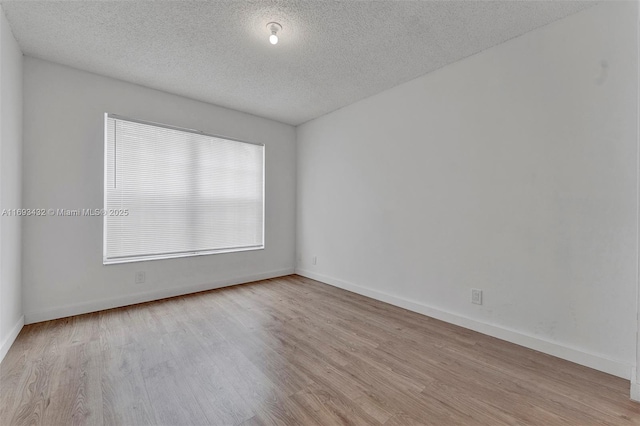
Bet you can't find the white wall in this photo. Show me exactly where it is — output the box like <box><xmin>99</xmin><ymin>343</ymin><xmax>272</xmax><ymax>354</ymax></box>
<box><xmin>22</xmin><ymin>57</ymin><xmax>296</xmax><ymax>322</ymax></box>
<box><xmin>296</xmin><ymin>2</ymin><xmax>638</xmax><ymax>379</ymax></box>
<box><xmin>0</xmin><ymin>5</ymin><xmax>24</xmax><ymax>361</ymax></box>
<box><xmin>633</xmin><ymin>0</ymin><xmax>640</xmax><ymax>403</ymax></box>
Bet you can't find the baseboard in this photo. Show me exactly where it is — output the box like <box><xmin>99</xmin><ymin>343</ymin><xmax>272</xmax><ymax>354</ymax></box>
<box><xmin>631</xmin><ymin>367</ymin><xmax>639</xmax><ymax>401</ymax></box>
<box><xmin>296</xmin><ymin>269</ymin><xmax>631</xmax><ymax>380</ymax></box>
<box><xmin>24</xmin><ymin>268</ymin><xmax>295</xmax><ymax>324</ymax></box>
<box><xmin>631</xmin><ymin>382</ymin><xmax>640</xmax><ymax>402</ymax></box>
<box><xmin>0</xmin><ymin>315</ymin><xmax>24</xmax><ymax>363</ymax></box>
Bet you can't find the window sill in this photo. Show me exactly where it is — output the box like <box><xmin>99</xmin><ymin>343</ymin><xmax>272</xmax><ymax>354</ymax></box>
<box><xmin>103</xmin><ymin>245</ymin><xmax>265</xmax><ymax>265</ymax></box>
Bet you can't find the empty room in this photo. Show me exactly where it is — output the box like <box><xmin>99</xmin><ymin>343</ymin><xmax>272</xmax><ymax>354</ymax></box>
<box><xmin>1</xmin><ymin>0</ymin><xmax>639</xmax><ymax>424</ymax></box>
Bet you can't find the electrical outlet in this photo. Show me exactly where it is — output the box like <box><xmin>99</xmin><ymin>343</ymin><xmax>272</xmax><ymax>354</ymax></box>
<box><xmin>471</xmin><ymin>289</ymin><xmax>482</xmax><ymax>305</ymax></box>
<box><xmin>135</xmin><ymin>271</ymin><xmax>146</xmax><ymax>284</ymax></box>
<box><xmin>312</xmin><ymin>256</ymin><xmax>317</xmax><ymax>265</ymax></box>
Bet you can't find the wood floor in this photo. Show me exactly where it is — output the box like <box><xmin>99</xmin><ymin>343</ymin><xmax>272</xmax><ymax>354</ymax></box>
<box><xmin>1</xmin><ymin>275</ymin><xmax>638</xmax><ymax>425</ymax></box>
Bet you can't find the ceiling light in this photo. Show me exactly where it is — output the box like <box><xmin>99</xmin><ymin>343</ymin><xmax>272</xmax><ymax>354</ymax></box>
<box><xmin>267</xmin><ymin>22</ymin><xmax>282</xmax><ymax>45</ymax></box>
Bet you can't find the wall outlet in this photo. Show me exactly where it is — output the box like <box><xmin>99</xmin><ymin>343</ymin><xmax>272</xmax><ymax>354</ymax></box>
<box><xmin>135</xmin><ymin>271</ymin><xmax>146</xmax><ymax>284</ymax></box>
<box><xmin>312</xmin><ymin>256</ymin><xmax>317</xmax><ymax>265</ymax></box>
<box><xmin>471</xmin><ymin>288</ymin><xmax>482</xmax><ymax>305</ymax></box>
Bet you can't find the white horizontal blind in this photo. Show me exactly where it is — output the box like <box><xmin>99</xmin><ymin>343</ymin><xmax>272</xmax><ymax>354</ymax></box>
<box><xmin>104</xmin><ymin>114</ymin><xmax>264</xmax><ymax>264</ymax></box>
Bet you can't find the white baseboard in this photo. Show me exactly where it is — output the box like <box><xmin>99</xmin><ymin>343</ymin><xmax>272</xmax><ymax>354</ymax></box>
<box><xmin>296</xmin><ymin>269</ymin><xmax>631</xmax><ymax>380</ymax></box>
<box><xmin>631</xmin><ymin>382</ymin><xmax>640</xmax><ymax>402</ymax></box>
<box><xmin>0</xmin><ymin>315</ymin><xmax>24</xmax><ymax>363</ymax></box>
<box><xmin>631</xmin><ymin>367</ymin><xmax>639</xmax><ymax>401</ymax></box>
<box><xmin>25</xmin><ymin>268</ymin><xmax>295</xmax><ymax>324</ymax></box>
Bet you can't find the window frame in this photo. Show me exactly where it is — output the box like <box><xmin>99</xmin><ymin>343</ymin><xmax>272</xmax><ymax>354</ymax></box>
<box><xmin>103</xmin><ymin>113</ymin><xmax>265</xmax><ymax>265</ymax></box>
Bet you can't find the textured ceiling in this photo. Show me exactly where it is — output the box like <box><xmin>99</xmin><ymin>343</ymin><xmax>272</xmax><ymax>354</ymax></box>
<box><xmin>1</xmin><ymin>0</ymin><xmax>595</xmax><ymax>125</ymax></box>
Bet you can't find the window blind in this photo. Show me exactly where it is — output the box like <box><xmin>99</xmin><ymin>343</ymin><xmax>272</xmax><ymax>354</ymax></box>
<box><xmin>104</xmin><ymin>114</ymin><xmax>264</xmax><ymax>264</ymax></box>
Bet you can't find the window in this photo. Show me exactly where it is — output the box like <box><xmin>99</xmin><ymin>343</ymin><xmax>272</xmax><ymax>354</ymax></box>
<box><xmin>104</xmin><ymin>114</ymin><xmax>264</xmax><ymax>264</ymax></box>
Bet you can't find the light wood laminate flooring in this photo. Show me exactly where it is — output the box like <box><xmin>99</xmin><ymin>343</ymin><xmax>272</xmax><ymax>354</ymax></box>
<box><xmin>1</xmin><ymin>275</ymin><xmax>638</xmax><ymax>425</ymax></box>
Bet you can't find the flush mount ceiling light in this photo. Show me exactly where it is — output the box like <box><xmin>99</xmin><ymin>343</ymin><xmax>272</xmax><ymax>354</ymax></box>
<box><xmin>266</xmin><ymin>22</ymin><xmax>282</xmax><ymax>45</ymax></box>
